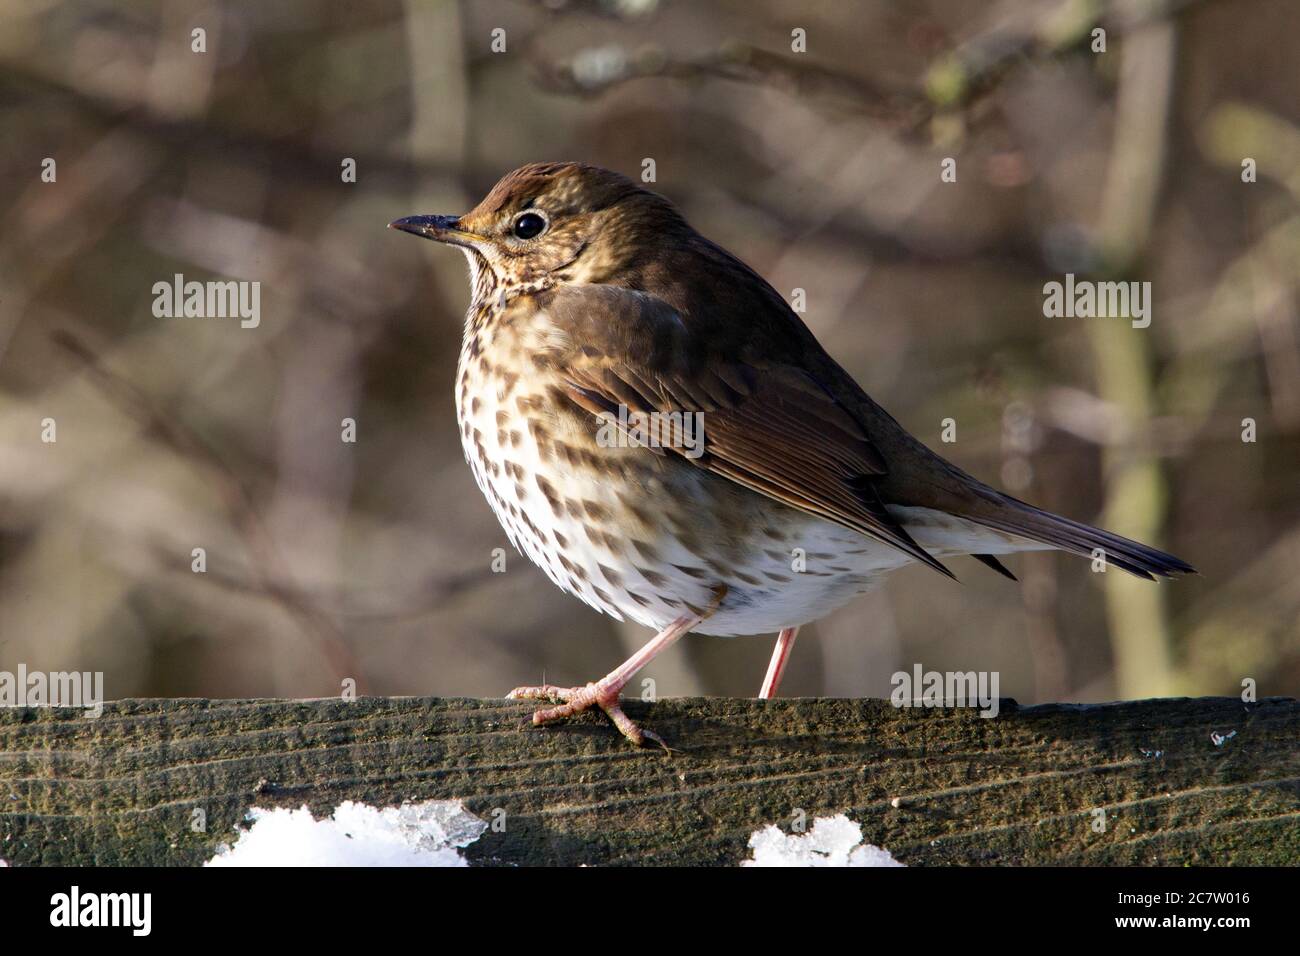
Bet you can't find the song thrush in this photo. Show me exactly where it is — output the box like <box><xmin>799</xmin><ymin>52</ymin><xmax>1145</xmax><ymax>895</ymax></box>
<box><xmin>391</xmin><ymin>162</ymin><xmax>1194</xmax><ymax>747</ymax></box>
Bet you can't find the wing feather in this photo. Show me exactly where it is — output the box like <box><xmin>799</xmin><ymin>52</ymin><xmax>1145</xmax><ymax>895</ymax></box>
<box><xmin>545</xmin><ymin>285</ymin><xmax>954</xmax><ymax>578</ymax></box>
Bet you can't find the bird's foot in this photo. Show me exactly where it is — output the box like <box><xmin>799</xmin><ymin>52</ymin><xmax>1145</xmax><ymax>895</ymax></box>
<box><xmin>505</xmin><ymin>610</ymin><xmax>710</xmax><ymax>749</ymax></box>
<box><xmin>506</xmin><ymin>681</ymin><xmax>669</xmax><ymax>750</ymax></box>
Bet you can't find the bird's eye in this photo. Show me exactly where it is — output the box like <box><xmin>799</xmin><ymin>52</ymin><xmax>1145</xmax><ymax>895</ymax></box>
<box><xmin>513</xmin><ymin>212</ymin><xmax>546</xmax><ymax>240</ymax></box>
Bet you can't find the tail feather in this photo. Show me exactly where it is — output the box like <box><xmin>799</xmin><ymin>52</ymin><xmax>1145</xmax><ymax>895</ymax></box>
<box><xmin>972</xmin><ymin>553</ymin><xmax>1018</xmax><ymax>581</ymax></box>
<box><xmin>966</xmin><ymin>496</ymin><xmax>1195</xmax><ymax>581</ymax></box>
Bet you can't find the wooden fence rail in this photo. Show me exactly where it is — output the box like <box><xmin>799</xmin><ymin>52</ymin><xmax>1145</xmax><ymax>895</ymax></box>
<box><xmin>1</xmin><ymin>695</ymin><xmax>1296</xmax><ymax>865</ymax></box>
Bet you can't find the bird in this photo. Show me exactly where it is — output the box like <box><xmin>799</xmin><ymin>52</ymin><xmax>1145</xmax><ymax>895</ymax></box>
<box><xmin>390</xmin><ymin>161</ymin><xmax>1194</xmax><ymax>748</ymax></box>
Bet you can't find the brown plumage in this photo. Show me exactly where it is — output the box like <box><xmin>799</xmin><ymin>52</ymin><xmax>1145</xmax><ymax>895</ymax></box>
<box><xmin>391</xmin><ymin>162</ymin><xmax>1194</xmax><ymax>747</ymax></box>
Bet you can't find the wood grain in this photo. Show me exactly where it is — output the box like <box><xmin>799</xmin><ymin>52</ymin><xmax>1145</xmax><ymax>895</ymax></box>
<box><xmin>1</xmin><ymin>696</ymin><xmax>1296</xmax><ymax>866</ymax></box>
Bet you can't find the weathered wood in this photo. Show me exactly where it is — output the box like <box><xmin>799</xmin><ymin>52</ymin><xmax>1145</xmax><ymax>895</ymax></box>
<box><xmin>1</xmin><ymin>696</ymin><xmax>1296</xmax><ymax>866</ymax></box>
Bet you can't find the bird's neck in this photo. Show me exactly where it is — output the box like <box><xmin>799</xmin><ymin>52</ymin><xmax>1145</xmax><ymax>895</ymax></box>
<box><xmin>461</xmin><ymin>248</ymin><xmax>498</xmax><ymax>311</ymax></box>
<box><xmin>462</xmin><ymin>250</ymin><xmax>559</xmax><ymax>335</ymax></box>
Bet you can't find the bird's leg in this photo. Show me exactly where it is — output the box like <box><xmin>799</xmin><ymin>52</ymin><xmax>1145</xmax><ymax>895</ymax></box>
<box><xmin>758</xmin><ymin>626</ymin><xmax>800</xmax><ymax>699</ymax></box>
<box><xmin>507</xmin><ymin>611</ymin><xmax>703</xmax><ymax>748</ymax></box>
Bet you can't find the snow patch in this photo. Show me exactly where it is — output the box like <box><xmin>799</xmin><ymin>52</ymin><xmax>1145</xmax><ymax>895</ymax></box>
<box><xmin>743</xmin><ymin>814</ymin><xmax>904</xmax><ymax>867</ymax></box>
<box><xmin>206</xmin><ymin>800</ymin><xmax>488</xmax><ymax>867</ymax></box>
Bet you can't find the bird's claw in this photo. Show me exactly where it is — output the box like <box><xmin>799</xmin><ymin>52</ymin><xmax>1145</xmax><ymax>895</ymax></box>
<box><xmin>507</xmin><ymin>682</ymin><xmax>670</xmax><ymax>750</ymax></box>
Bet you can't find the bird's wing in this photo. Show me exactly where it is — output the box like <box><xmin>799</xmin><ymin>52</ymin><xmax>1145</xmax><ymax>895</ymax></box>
<box><xmin>539</xmin><ymin>282</ymin><xmax>955</xmax><ymax>578</ymax></box>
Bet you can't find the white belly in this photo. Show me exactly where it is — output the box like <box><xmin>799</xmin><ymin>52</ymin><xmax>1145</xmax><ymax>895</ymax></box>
<box><xmin>457</xmin><ymin>348</ymin><xmax>1046</xmax><ymax>638</ymax></box>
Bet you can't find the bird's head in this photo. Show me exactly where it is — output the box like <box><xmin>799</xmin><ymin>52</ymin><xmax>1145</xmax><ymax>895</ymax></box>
<box><xmin>389</xmin><ymin>162</ymin><xmax>688</xmax><ymax>301</ymax></box>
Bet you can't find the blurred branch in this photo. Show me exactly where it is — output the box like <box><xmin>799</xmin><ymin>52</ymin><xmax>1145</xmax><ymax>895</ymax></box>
<box><xmin>49</xmin><ymin>329</ymin><xmax>367</xmax><ymax>690</ymax></box>
<box><xmin>513</xmin><ymin>0</ymin><xmax>663</xmax><ymax>17</ymax></box>
<box><xmin>1162</xmin><ymin>217</ymin><xmax>1300</xmax><ymax>440</ymax></box>
<box><xmin>1174</xmin><ymin>526</ymin><xmax>1300</xmax><ymax>694</ymax></box>
<box><xmin>528</xmin><ymin>0</ymin><xmax>1213</xmax><ymax>131</ymax></box>
<box><xmin>923</xmin><ymin>0</ymin><xmax>1206</xmax><ymax>110</ymax></box>
<box><xmin>530</xmin><ymin>40</ymin><xmax>929</xmax><ymax>126</ymax></box>
<box><xmin>0</xmin><ymin>66</ymin><xmax>471</xmax><ymax>191</ymax></box>
<box><xmin>1250</xmin><ymin>245</ymin><xmax>1300</xmax><ymax>430</ymax></box>
<box><xmin>1088</xmin><ymin>16</ymin><xmax>1178</xmax><ymax>698</ymax></box>
<box><xmin>0</xmin><ymin>58</ymin><xmax>1042</xmax><ymax>276</ymax></box>
<box><xmin>1197</xmin><ymin>101</ymin><xmax>1300</xmax><ymax>428</ymax></box>
<box><xmin>402</xmin><ymin>0</ymin><xmax>469</xmax><ymax>167</ymax></box>
<box><xmin>0</xmin><ymin>128</ymin><xmax>161</xmax><ymax>364</ymax></box>
<box><xmin>1199</xmin><ymin>100</ymin><xmax>1300</xmax><ymax>201</ymax></box>
<box><xmin>159</xmin><ymin>549</ymin><xmax>497</xmax><ymax>624</ymax></box>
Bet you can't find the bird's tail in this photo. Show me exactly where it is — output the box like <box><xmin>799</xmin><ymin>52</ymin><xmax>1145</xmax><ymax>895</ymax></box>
<box><xmin>963</xmin><ymin>492</ymin><xmax>1195</xmax><ymax>581</ymax></box>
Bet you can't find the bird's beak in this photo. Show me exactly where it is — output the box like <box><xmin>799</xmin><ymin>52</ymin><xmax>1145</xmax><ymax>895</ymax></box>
<box><xmin>388</xmin><ymin>214</ymin><xmax>479</xmax><ymax>248</ymax></box>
